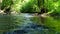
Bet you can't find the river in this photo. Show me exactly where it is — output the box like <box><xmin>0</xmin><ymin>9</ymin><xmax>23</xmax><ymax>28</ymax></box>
<box><xmin>0</xmin><ymin>13</ymin><xmax>59</xmax><ymax>34</ymax></box>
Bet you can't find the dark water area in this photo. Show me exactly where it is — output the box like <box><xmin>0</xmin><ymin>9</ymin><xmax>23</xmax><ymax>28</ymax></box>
<box><xmin>0</xmin><ymin>13</ymin><xmax>60</xmax><ymax>34</ymax></box>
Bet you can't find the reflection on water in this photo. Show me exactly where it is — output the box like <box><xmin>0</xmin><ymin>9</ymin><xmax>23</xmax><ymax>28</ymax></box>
<box><xmin>41</xmin><ymin>15</ymin><xmax>60</xmax><ymax>32</ymax></box>
<box><xmin>0</xmin><ymin>13</ymin><xmax>60</xmax><ymax>34</ymax></box>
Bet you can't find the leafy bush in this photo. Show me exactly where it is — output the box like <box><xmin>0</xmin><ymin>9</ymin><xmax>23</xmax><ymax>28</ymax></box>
<box><xmin>44</xmin><ymin>0</ymin><xmax>60</xmax><ymax>15</ymax></box>
<box><xmin>1</xmin><ymin>0</ymin><xmax>43</xmax><ymax>13</ymax></box>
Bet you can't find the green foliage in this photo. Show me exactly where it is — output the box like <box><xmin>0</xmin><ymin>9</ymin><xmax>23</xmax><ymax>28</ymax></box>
<box><xmin>37</xmin><ymin>0</ymin><xmax>44</xmax><ymax>8</ymax></box>
<box><xmin>1</xmin><ymin>0</ymin><xmax>60</xmax><ymax>33</ymax></box>
<box><xmin>1</xmin><ymin>0</ymin><xmax>42</xmax><ymax>13</ymax></box>
<box><xmin>11</xmin><ymin>0</ymin><xmax>40</xmax><ymax>13</ymax></box>
<box><xmin>20</xmin><ymin>0</ymin><xmax>40</xmax><ymax>12</ymax></box>
<box><xmin>1</xmin><ymin>0</ymin><xmax>13</xmax><ymax>10</ymax></box>
<box><xmin>44</xmin><ymin>0</ymin><xmax>60</xmax><ymax>14</ymax></box>
<box><xmin>43</xmin><ymin>0</ymin><xmax>60</xmax><ymax>32</ymax></box>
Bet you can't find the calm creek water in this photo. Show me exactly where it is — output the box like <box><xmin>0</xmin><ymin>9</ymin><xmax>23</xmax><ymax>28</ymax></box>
<box><xmin>0</xmin><ymin>13</ymin><xmax>60</xmax><ymax>34</ymax></box>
